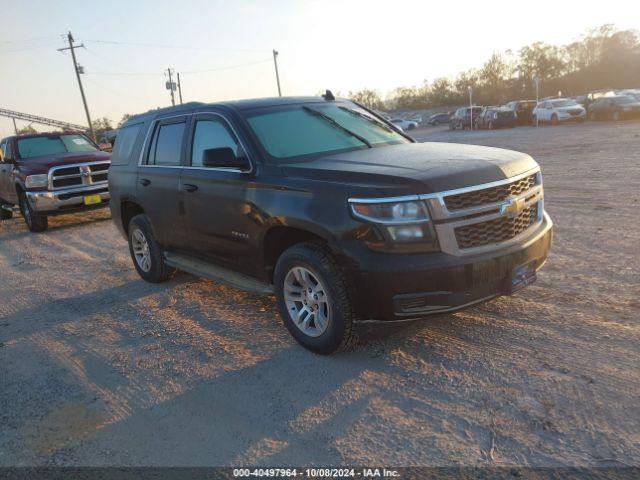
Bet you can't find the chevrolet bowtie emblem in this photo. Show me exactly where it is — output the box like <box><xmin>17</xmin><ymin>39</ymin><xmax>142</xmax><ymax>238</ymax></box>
<box><xmin>500</xmin><ymin>197</ymin><xmax>526</xmax><ymax>218</ymax></box>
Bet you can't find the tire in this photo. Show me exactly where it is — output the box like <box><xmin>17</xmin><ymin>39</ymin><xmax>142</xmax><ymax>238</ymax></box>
<box><xmin>274</xmin><ymin>243</ymin><xmax>356</xmax><ymax>354</ymax></box>
<box><xmin>488</xmin><ymin>121</ymin><xmax>494</xmax><ymax>130</ymax></box>
<box><xmin>532</xmin><ymin>115</ymin><xmax>537</xmax><ymax>126</ymax></box>
<box><xmin>0</xmin><ymin>206</ymin><xmax>13</xmax><ymax>220</ymax></box>
<box><xmin>127</xmin><ymin>214</ymin><xmax>176</xmax><ymax>283</ymax></box>
<box><xmin>433</xmin><ymin>120</ymin><xmax>440</xmax><ymax>126</ymax></box>
<box><xmin>551</xmin><ymin>114</ymin><xmax>559</xmax><ymax>126</ymax></box>
<box><xmin>18</xmin><ymin>192</ymin><xmax>47</xmax><ymax>232</ymax></box>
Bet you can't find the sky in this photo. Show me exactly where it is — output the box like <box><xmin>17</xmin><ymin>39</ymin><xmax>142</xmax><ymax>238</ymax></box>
<box><xmin>1</xmin><ymin>0</ymin><xmax>637</xmax><ymax>137</ymax></box>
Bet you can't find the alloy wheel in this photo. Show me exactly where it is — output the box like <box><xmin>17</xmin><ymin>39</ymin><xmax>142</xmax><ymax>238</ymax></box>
<box><xmin>283</xmin><ymin>266</ymin><xmax>331</xmax><ymax>337</ymax></box>
<box><xmin>131</xmin><ymin>228</ymin><xmax>152</xmax><ymax>272</ymax></box>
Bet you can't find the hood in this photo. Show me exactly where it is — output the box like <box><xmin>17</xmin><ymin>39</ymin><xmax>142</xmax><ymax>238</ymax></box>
<box><xmin>281</xmin><ymin>142</ymin><xmax>538</xmax><ymax>195</ymax></box>
<box><xmin>17</xmin><ymin>151</ymin><xmax>110</xmax><ymax>175</ymax></box>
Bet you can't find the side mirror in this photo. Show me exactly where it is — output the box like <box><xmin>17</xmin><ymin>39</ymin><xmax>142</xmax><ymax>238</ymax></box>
<box><xmin>202</xmin><ymin>147</ymin><xmax>249</xmax><ymax>170</ymax></box>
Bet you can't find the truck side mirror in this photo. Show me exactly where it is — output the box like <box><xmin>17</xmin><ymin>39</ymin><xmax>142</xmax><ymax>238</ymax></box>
<box><xmin>202</xmin><ymin>147</ymin><xmax>249</xmax><ymax>170</ymax></box>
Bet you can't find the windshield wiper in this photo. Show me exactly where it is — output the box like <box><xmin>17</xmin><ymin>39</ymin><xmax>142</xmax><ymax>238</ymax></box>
<box><xmin>338</xmin><ymin>106</ymin><xmax>394</xmax><ymax>133</ymax></box>
<box><xmin>302</xmin><ymin>106</ymin><xmax>372</xmax><ymax>148</ymax></box>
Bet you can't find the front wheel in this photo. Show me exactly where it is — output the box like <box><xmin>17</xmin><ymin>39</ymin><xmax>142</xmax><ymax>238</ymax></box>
<box><xmin>0</xmin><ymin>206</ymin><xmax>13</xmax><ymax>220</ymax></box>
<box><xmin>128</xmin><ymin>214</ymin><xmax>176</xmax><ymax>283</ymax></box>
<box><xmin>274</xmin><ymin>243</ymin><xmax>356</xmax><ymax>354</ymax></box>
<box><xmin>19</xmin><ymin>193</ymin><xmax>47</xmax><ymax>232</ymax></box>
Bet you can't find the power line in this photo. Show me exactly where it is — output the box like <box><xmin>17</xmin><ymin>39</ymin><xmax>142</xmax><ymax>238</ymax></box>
<box><xmin>84</xmin><ymin>39</ymin><xmax>266</xmax><ymax>53</ymax></box>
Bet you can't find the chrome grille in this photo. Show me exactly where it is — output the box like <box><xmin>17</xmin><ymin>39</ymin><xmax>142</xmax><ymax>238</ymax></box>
<box><xmin>444</xmin><ymin>174</ymin><xmax>537</xmax><ymax>210</ymax></box>
<box><xmin>454</xmin><ymin>204</ymin><xmax>538</xmax><ymax>249</ymax></box>
<box><xmin>49</xmin><ymin>161</ymin><xmax>110</xmax><ymax>190</ymax></box>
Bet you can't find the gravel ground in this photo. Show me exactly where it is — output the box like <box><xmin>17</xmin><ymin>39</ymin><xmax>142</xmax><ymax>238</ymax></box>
<box><xmin>0</xmin><ymin>120</ymin><xmax>638</xmax><ymax>467</ymax></box>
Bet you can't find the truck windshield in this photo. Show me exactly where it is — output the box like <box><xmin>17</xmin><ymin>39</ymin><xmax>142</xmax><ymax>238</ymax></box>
<box><xmin>17</xmin><ymin>134</ymin><xmax>98</xmax><ymax>159</ymax></box>
<box><xmin>245</xmin><ymin>103</ymin><xmax>409</xmax><ymax>160</ymax></box>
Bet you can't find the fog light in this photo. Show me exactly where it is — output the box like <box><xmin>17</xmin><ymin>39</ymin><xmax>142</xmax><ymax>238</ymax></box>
<box><xmin>387</xmin><ymin>225</ymin><xmax>424</xmax><ymax>241</ymax></box>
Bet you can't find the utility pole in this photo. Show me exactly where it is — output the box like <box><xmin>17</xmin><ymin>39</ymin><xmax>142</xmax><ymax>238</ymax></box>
<box><xmin>272</xmin><ymin>49</ymin><xmax>282</xmax><ymax>97</ymax></box>
<box><xmin>58</xmin><ymin>31</ymin><xmax>95</xmax><ymax>141</ymax></box>
<box><xmin>12</xmin><ymin>118</ymin><xmax>18</xmax><ymax>135</ymax></box>
<box><xmin>166</xmin><ymin>68</ymin><xmax>176</xmax><ymax>106</ymax></box>
<box><xmin>468</xmin><ymin>87</ymin><xmax>473</xmax><ymax>131</ymax></box>
<box><xmin>176</xmin><ymin>72</ymin><xmax>183</xmax><ymax>104</ymax></box>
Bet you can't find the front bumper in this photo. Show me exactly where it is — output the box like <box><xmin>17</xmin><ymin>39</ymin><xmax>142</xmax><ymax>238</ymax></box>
<box><xmin>26</xmin><ymin>183</ymin><xmax>110</xmax><ymax>215</ymax></box>
<box><xmin>344</xmin><ymin>212</ymin><xmax>553</xmax><ymax>322</ymax></box>
<box><xmin>558</xmin><ymin>111</ymin><xmax>586</xmax><ymax>122</ymax></box>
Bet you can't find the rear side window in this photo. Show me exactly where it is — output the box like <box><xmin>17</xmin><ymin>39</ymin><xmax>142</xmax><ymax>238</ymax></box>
<box><xmin>191</xmin><ymin>119</ymin><xmax>245</xmax><ymax>167</ymax></box>
<box><xmin>148</xmin><ymin>121</ymin><xmax>185</xmax><ymax>166</ymax></box>
<box><xmin>110</xmin><ymin>123</ymin><xmax>142</xmax><ymax>166</ymax></box>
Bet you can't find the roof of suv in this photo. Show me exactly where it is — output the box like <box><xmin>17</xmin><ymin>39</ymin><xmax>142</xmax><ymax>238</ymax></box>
<box><xmin>127</xmin><ymin>96</ymin><xmax>337</xmax><ymax>123</ymax></box>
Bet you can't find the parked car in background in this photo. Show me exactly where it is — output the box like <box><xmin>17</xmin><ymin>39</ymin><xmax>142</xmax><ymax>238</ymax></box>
<box><xmin>504</xmin><ymin>100</ymin><xmax>537</xmax><ymax>125</ymax></box>
<box><xmin>475</xmin><ymin>107</ymin><xmax>517</xmax><ymax>129</ymax></box>
<box><xmin>390</xmin><ymin>118</ymin><xmax>419</xmax><ymax>131</ymax></box>
<box><xmin>532</xmin><ymin>99</ymin><xmax>586</xmax><ymax>125</ymax></box>
<box><xmin>449</xmin><ymin>106</ymin><xmax>483</xmax><ymax>130</ymax></box>
<box><xmin>575</xmin><ymin>90</ymin><xmax>616</xmax><ymax>111</ymax></box>
<box><xmin>0</xmin><ymin>132</ymin><xmax>110</xmax><ymax>232</ymax></box>
<box><xmin>615</xmin><ymin>89</ymin><xmax>640</xmax><ymax>101</ymax></box>
<box><xmin>108</xmin><ymin>95</ymin><xmax>552</xmax><ymax>353</ymax></box>
<box><xmin>588</xmin><ymin>95</ymin><xmax>640</xmax><ymax>121</ymax></box>
<box><xmin>427</xmin><ymin>112</ymin><xmax>451</xmax><ymax>125</ymax></box>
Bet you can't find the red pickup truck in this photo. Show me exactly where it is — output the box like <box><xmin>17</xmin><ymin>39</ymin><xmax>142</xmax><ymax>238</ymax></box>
<box><xmin>0</xmin><ymin>131</ymin><xmax>110</xmax><ymax>232</ymax></box>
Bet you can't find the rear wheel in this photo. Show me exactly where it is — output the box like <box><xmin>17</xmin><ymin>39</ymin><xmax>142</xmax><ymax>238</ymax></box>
<box><xmin>0</xmin><ymin>206</ymin><xmax>13</xmax><ymax>220</ymax></box>
<box><xmin>19</xmin><ymin>192</ymin><xmax>47</xmax><ymax>232</ymax></box>
<box><xmin>551</xmin><ymin>114</ymin><xmax>559</xmax><ymax>126</ymax></box>
<box><xmin>128</xmin><ymin>214</ymin><xmax>176</xmax><ymax>283</ymax></box>
<box><xmin>274</xmin><ymin>243</ymin><xmax>356</xmax><ymax>354</ymax></box>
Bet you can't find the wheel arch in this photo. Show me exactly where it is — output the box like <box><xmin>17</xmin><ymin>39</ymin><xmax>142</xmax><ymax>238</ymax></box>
<box><xmin>262</xmin><ymin>224</ymin><xmax>332</xmax><ymax>283</ymax></box>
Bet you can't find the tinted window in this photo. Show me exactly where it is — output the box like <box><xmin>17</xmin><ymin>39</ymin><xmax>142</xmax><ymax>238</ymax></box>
<box><xmin>110</xmin><ymin>123</ymin><xmax>142</xmax><ymax>166</ymax></box>
<box><xmin>149</xmin><ymin>122</ymin><xmax>185</xmax><ymax>166</ymax></box>
<box><xmin>246</xmin><ymin>104</ymin><xmax>407</xmax><ymax>161</ymax></box>
<box><xmin>191</xmin><ymin>119</ymin><xmax>245</xmax><ymax>167</ymax></box>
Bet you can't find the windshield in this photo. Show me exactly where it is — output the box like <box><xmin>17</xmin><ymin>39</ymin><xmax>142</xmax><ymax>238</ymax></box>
<box><xmin>551</xmin><ymin>99</ymin><xmax>577</xmax><ymax>108</ymax></box>
<box><xmin>17</xmin><ymin>134</ymin><xmax>98</xmax><ymax>159</ymax></box>
<box><xmin>245</xmin><ymin>103</ymin><xmax>409</xmax><ymax>160</ymax></box>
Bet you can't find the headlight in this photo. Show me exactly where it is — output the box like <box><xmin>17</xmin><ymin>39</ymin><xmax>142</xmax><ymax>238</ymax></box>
<box><xmin>350</xmin><ymin>200</ymin><xmax>428</xmax><ymax>224</ymax></box>
<box><xmin>349</xmin><ymin>198</ymin><xmax>439</xmax><ymax>251</ymax></box>
<box><xmin>25</xmin><ymin>174</ymin><xmax>49</xmax><ymax>189</ymax></box>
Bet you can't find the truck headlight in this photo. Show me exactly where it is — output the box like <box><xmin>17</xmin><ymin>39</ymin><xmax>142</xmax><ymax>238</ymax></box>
<box><xmin>25</xmin><ymin>174</ymin><xmax>49</xmax><ymax>189</ymax></box>
<box><xmin>349</xmin><ymin>199</ymin><xmax>439</xmax><ymax>251</ymax></box>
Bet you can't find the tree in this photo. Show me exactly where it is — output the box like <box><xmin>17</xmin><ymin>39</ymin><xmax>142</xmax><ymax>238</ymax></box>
<box><xmin>17</xmin><ymin>125</ymin><xmax>37</xmax><ymax>135</ymax></box>
<box><xmin>91</xmin><ymin>117</ymin><xmax>113</xmax><ymax>140</ymax></box>
<box><xmin>118</xmin><ymin>114</ymin><xmax>133</xmax><ymax>127</ymax></box>
<box><xmin>348</xmin><ymin>89</ymin><xmax>385</xmax><ymax>110</ymax></box>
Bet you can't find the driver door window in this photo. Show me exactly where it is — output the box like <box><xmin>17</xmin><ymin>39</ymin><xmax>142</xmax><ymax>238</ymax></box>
<box><xmin>190</xmin><ymin>118</ymin><xmax>246</xmax><ymax>168</ymax></box>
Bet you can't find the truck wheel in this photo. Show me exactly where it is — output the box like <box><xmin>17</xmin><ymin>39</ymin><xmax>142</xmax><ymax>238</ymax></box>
<box><xmin>19</xmin><ymin>193</ymin><xmax>47</xmax><ymax>232</ymax></box>
<box><xmin>274</xmin><ymin>243</ymin><xmax>356</xmax><ymax>354</ymax></box>
<box><xmin>128</xmin><ymin>214</ymin><xmax>176</xmax><ymax>283</ymax></box>
<box><xmin>0</xmin><ymin>207</ymin><xmax>13</xmax><ymax>220</ymax></box>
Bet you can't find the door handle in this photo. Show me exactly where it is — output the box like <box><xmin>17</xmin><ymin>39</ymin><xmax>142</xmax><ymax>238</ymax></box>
<box><xmin>139</xmin><ymin>178</ymin><xmax>151</xmax><ymax>186</ymax></box>
<box><xmin>182</xmin><ymin>183</ymin><xmax>198</xmax><ymax>193</ymax></box>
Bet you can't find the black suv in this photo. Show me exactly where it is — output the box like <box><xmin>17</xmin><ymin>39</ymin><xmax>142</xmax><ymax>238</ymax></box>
<box><xmin>109</xmin><ymin>96</ymin><xmax>553</xmax><ymax>354</ymax></box>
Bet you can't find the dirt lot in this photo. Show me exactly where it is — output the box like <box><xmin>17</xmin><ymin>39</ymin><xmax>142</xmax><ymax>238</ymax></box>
<box><xmin>1</xmin><ymin>121</ymin><xmax>638</xmax><ymax>467</ymax></box>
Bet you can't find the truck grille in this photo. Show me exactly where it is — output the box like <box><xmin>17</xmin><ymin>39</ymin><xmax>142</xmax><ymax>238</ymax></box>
<box><xmin>454</xmin><ymin>204</ymin><xmax>538</xmax><ymax>249</ymax></box>
<box><xmin>444</xmin><ymin>174</ymin><xmax>537</xmax><ymax>211</ymax></box>
<box><xmin>50</xmin><ymin>162</ymin><xmax>109</xmax><ymax>190</ymax></box>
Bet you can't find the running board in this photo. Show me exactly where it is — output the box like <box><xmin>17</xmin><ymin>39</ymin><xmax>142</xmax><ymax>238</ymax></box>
<box><xmin>164</xmin><ymin>252</ymin><xmax>273</xmax><ymax>295</ymax></box>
